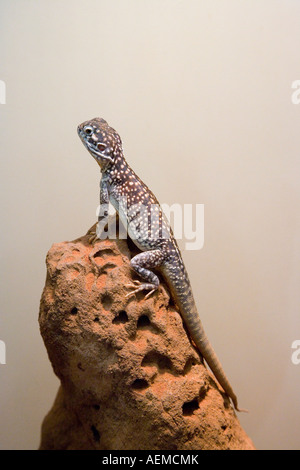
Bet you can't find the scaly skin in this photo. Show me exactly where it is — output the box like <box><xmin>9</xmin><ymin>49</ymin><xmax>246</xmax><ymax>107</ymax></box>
<box><xmin>77</xmin><ymin>117</ymin><xmax>244</xmax><ymax>412</ymax></box>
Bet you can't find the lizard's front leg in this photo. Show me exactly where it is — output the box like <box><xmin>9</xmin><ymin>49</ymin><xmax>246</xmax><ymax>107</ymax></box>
<box><xmin>89</xmin><ymin>178</ymin><xmax>109</xmax><ymax>244</ymax></box>
<box><xmin>126</xmin><ymin>249</ymin><xmax>165</xmax><ymax>299</ymax></box>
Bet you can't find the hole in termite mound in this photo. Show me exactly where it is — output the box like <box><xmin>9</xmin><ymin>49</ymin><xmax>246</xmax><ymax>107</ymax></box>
<box><xmin>182</xmin><ymin>398</ymin><xmax>199</xmax><ymax>416</ymax></box>
<box><xmin>183</xmin><ymin>357</ymin><xmax>198</xmax><ymax>375</ymax></box>
<box><xmin>93</xmin><ymin>248</ymin><xmax>115</xmax><ymax>258</ymax></box>
<box><xmin>141</xmin><ymin>351</ymin><xmax>173</xmax><ymax>372</ymax></box>
<box><xmin>131</xmin><ymin>378</ymin><xmax>149</xmax><ymax>391</ymax></box>
<box><xmin>137</xmin><ymin>314</ymin><xmax>151</xmax><ymax>328</ymax></box>
<box><xmin>90</xmin><ymin>425</ymin><xmax>101</xmax><ymax>442</ymax></box>
<box><xmin>101</xmin><ymin>293</ymin><xmax>113</xmax><ymax>310</ymax></box>
<box><xmin>112</xmin><ymin>310</ymin><xmax>128</xmax><ymax>324</ymax></box>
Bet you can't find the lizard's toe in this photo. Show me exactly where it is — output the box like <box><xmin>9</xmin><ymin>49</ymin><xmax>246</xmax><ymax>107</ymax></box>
<box><xmin>144</xmin><ymin>289</ymin><xmax>156</xmax><ymax>300</ymax></box>
<box><xmin>88</xmin><ymin>231</ymin><xmax>99</xmax><ymax>245</ymax></box>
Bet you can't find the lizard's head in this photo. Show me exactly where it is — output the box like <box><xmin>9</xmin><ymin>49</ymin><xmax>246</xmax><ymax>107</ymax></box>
<box><xmin>77</xmin><ymin>117</ymin><xmax>122</xmax><ymax>170</ymax></box>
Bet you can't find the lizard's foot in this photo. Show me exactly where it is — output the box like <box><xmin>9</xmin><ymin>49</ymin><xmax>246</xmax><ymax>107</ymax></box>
<box><xmin>125</xmin><ymin>281</ymin><xmax>157</xmax><ymax>299</ymax></box>
<box><xmin>86</xmin><ymin>224</ymin><xmax>99</xmax><ymax>245</ymax></box>
<box><xmin>88</xmin><ymin>230</ymin><xmax>99</xmax><ymax>245</ymax></box>
<box><xmin>86</xmin><ymin>219</ymin><xmax>110</xmax><ymax>244</ymax></box>
<box><xmin>125</xmin><ymin>280</ymin><xmax>142</xmax><ymax>298</ymax></box>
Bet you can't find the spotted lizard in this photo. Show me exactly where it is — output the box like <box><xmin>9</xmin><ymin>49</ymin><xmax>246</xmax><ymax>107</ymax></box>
<box><xmin>77</xmin><ymin>117</ymin><xmax>245</xmax><ymax>412</ymax></box>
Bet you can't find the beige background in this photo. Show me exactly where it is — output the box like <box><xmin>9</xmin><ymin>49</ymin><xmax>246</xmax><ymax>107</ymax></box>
<box><xmin>1</xmin><ymin>0</ymin><xmax>300</xmax><ymax>450</ymax></box>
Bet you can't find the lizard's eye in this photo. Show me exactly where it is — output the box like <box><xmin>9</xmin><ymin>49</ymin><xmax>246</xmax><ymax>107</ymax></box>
<box><xmin>97</xmin><ymin>142</ymin><xmax>107</xmax><ymax>152</ymax></box>
<box><xmin>84</xmin><ymin>125</ymin><xmax>93</xmax><ymax>135</ymax></box>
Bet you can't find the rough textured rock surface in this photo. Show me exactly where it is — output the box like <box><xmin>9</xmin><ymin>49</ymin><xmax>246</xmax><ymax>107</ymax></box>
<box><xmin>39</xmin><ymin>227</ymin><xmax>255</xmax><ymax>450</ymax></box>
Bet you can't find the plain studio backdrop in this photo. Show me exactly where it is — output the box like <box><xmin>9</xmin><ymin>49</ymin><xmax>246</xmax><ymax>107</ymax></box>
<box><xmin>0</xmin><ymin>0</ymin><xmax>300</xmax><ymax>450</ymax></box>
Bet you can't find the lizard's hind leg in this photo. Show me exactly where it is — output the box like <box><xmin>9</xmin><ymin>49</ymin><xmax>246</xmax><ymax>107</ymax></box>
<box><xmin>126</xmin><ymin>249</ymin><xmax>165</xmax><ymax>299</ymax></box>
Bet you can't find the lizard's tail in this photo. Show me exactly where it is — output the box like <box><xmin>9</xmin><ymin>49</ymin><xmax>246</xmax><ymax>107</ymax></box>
<box><xmin>160</xmin><ymin>256</ymin><xmax>246</xmax><ymax>412</ymax></box>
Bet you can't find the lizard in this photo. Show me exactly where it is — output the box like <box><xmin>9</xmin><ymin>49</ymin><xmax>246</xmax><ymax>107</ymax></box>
<box><xmin>77</xmin><ymin>117</ymin><xmax>245</xmax><ymax>412</ymax></box>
